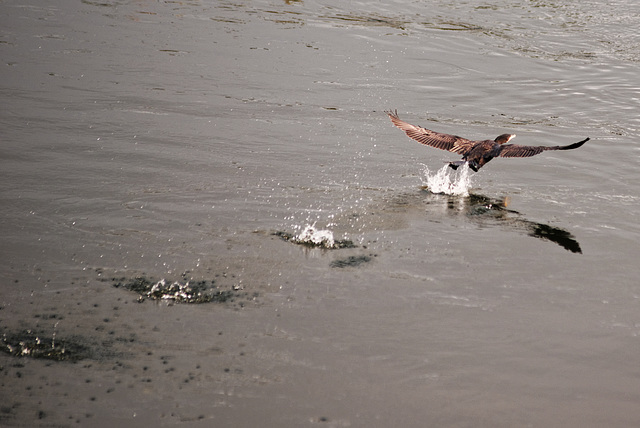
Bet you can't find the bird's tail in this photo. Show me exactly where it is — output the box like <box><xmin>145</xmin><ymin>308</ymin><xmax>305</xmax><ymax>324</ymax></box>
<box><xmin>558</xmin><ymin>137</ymin><xmax>589</xmax><ymax>150</ymax></box>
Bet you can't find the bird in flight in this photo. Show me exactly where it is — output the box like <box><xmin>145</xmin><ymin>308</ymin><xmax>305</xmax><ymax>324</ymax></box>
<box><xmin>386</xmin><ymin>110</ymin><xmax>588</xmax><ymax>172</ymax></box>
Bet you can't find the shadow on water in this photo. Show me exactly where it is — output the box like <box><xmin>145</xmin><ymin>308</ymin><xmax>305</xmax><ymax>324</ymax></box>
<box><xmin>396</xmin><ymin>189</ymin><xmax>583</xmax><ymax>254</ymax></box>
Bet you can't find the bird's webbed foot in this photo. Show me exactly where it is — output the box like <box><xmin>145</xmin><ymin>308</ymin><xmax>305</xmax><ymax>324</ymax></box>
<box><xmin>448</xmin><ymin>161</ymin><xmax>465</xmax><ymax>171</ymax></box>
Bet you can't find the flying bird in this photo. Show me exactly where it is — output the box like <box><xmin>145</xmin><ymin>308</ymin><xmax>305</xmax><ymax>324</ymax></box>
<box><xmin>386</xmin><ymin>110</ymin><xmax>588</xmax><ymax>172</ymax></box>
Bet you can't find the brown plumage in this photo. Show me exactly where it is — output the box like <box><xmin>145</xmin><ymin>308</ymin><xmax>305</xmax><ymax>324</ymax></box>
<box><xmin>386</xmin><ymin>110</ymin><xmax>588</xmax><ymax>172</ymax></box>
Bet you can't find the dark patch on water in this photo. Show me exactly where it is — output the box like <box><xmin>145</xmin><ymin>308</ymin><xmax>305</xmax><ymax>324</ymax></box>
<box><xmin>273</xmin><ymin>231</ymin><xmax>357</xmax><ymax>249</ymax></box>
<box><xmin>111</xmin><ymin>275</ymin><xmax>255</xmax><ymax>305</ymax></box>
<box><xmin>330</xmin><ymin>254</ymin><xmax>376</xmax><ymax>268</ymax></box>
<box><xmin>1</xmin><ymin>329</ymin><xmax>106</xmax><ymax>362</ymax></box>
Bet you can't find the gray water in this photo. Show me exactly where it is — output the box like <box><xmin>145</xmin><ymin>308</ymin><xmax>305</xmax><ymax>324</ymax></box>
<box><xmin>1</xmin><ymin>0</ymin><xmax>640</xmax><ymax>426</ymax></box>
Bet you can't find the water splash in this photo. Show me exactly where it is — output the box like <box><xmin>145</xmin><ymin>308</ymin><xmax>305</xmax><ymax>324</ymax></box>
<box><xmin>274</xmin><ymin>226</ymin><xmax>356</xmax><ymax>249</ymax></box>
<box><xmin>294</xmin><ymin>224</ymin><xmax>336</xmax><ymax>248</ymax></box>
<box><xmin>421</xmin><ymin>164</ymin><xmax>472</xmax><ymax>196</ymax></box>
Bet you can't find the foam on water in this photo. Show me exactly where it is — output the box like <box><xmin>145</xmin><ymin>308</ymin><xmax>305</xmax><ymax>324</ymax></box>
<box><xmin>421</xmin><ymin>164</ymin><xmax>472</xmax><ymax>196</ymax></box>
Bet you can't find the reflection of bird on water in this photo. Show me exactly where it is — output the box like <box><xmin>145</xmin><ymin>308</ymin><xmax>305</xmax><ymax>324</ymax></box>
<box><xmin>429</xmin><ymin>191</ymin><xmax>583</xmax><ymax>253</ymax></box>
<box><xmin>386</xmin><ymin>110</ymin><xmax>589</xmax><ymax>172</ymax></box>
<box><xmin>457</xmin><ymin>193</ymin><xmax>581</xmax><ymax>253</ymax></box>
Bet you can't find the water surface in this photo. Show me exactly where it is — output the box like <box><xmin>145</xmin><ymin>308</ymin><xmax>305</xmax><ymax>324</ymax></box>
<box><xmin>1</xmin><ymin>0</ymin><xmax>640</xmax><ymax>426</ymax></box>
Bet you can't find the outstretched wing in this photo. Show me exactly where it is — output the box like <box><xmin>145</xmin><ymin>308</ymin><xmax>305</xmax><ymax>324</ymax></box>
<box><xmin>499</xmin><ymin>138</ymin><xmax>589</xmax><ymax>158</ymax></box>
<box><xmin>386</xmin><ymin>110</ymin><xmax>475</xmax><ymax>155</ymax></box>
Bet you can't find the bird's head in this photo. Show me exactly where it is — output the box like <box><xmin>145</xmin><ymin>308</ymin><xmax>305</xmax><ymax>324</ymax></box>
<box><xmin>495</xmin><ymin>133</ymin><xmax>516</xmax><ymax>144</ymax></box>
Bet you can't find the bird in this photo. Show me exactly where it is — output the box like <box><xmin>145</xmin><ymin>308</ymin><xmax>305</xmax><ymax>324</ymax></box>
<box><xmin>386</xmin><ymin>110</ymin><xmax>588</xmax><ymax>172</ymax></box>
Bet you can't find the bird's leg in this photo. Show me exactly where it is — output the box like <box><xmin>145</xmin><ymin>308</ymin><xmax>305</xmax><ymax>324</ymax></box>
<box><xmin>448</xmin><ymin>161</ymin><xmax>465</xmax><ymax>170</ymax></box>
<box><xmin>468</xmin><ymin>161</ymin><xmax>480</xmax><ymax>172</ymax></box>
